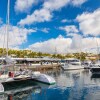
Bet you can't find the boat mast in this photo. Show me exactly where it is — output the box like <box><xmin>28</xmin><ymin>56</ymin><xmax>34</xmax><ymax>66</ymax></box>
<box><xmin>6</xmin><ymin>0</ymin><xmax>10</xmax><ymax>56</ymax></box>
<box><xmin>95</xmin><ymin>38</ymin><xmax>100</xmax><ymax>61</ymax></box>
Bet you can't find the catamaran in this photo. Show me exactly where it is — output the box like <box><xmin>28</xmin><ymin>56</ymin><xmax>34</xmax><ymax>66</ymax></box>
<box><xmin>0</xmin><ymin>0</ymin><xmax>56</xmax><ymax>93</ymax></box>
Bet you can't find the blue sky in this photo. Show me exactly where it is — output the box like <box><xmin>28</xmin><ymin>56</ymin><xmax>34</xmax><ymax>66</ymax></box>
<box><xmin>0</xmin><ymin>0</ymin><xmax>100</xmax><ymax>54</ymax></box>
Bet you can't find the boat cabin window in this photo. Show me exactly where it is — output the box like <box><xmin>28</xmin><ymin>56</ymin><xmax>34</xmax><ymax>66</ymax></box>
<box><xmin>67</xmin><ymin>60</ymin><xmax>80</xmax><ymax>63</ymax></box>
<box><xmin>71</xmin><ymin>60</ymin><xmax>79</xmax><ymax>62</ymax></box>
<box><xmin>71</xmin><ymin>63</ymin><xmax>80</xmax><ymax>65</ymax></box>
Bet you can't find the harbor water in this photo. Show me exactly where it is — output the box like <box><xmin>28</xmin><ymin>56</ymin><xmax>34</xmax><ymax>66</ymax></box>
<box><xmin>1</xmin><ymin>69</ymin><xmax>100</xmax><ymax>100</ymax></box>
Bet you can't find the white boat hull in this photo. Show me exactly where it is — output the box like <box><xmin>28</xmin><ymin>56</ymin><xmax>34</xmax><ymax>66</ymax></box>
<box><xmin>62</xmin><ymin>64</ymin><xmax>84</xmax><ymax>70</ymax></box>
<box><xmin>0</xmin><ymin>72</ymin><xmax>56</xmax><ymax>94</ymax></box>
<box><xmin>0</xmin><ymin>83</ymin><xmax>4</xmax><ymax>93</ymax></box>
<box><xmin>32</xmin><ymin>73</ymin><xmax>56</xmax><ymax>85</ymax></box>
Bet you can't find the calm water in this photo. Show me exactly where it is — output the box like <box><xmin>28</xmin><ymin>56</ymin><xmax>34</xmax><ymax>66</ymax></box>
<box><xmin>1</xmin><ymin>69</ymin><xmax>100</xmax><ymax>100</ymax></box>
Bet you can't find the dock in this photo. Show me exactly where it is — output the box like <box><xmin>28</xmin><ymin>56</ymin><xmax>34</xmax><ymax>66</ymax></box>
<box><xmin>28</xmin><ymin>64</ymin><xmax>61</xmax><ymax>71</ymax></box>
<box><xmin>12</xmin><ymin>63</ymin><xmax>61</xmax><ymax>73</ymax></box>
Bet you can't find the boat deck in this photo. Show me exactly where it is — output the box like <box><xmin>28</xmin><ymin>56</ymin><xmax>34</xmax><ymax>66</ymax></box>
<box><xmin>0</xmin><ymin>75</ymin><xmax>37</xmax><ymax>84</ymax></box>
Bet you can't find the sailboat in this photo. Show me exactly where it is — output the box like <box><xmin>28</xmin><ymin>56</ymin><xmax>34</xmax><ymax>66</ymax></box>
<box><xmin>0</xmin><ymin>0</ymin><xmax>56</xmax><ymax>93</ymax></box>
<box><xmin>90</xmin><ymin>38</ymin><xmax>100</xmax><ymax>74</ymax></box>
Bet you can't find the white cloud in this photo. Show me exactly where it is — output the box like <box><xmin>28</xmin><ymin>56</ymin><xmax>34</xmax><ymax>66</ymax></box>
<box><xmin>43</xmin><ymin>0</ymin><xmax>87</xmax><ymax>11</ymax></box>
<box><xmin>70</xmin><ymin>0</ymin><xmax>87</xmax><ymax>6</ymax></box>
<box><xmin>71</xmin><ymin>34</ymin><xmax>82</xmax><ymax>49</ymax></box>
<box><xmin>41</xmin><ymin>28</ymin><xmax>50</xmax><ymax>33</ymax></box>
<box><xmin>18</xmin><ymin>0</ymin><xmax>87</xmax><ymax>26</ymax></box>
<box><xmin>71</xmin><ymin>35</ymin><xmax>100</xmax><ymax>53</ymax></box>
<box><xmin>59</xmin><ymin>25</ymin><xmax>79</xmax><ymax>36</ymax></box>
<box><xmin>0</xmin><ymin>18</ymin><xmax>3</xmax><ymax>24</ymax></box>
<box><xmin>76</xmin><ymin>8</ymin><xmax>100</xmax><ymax>36</ymax></box>
<box><xmin>29</xmin><ymin>35</ymin><xmax>72</xmax><ymax>54</ymax></box>
<box><xmin>61</xmin><ymin>19</ymin><xmax>72</xmax><ymax>23</ymax></box>
<box><xmin>18</xmin><ymin>9</ymin><xmax>52</xmax><ymax>25</ymax></box>
<box><xmin>15</xmin><ymin>0</ymin><xmax>38</xmax><ymax>13</ymax></box>
<box><xmin>28</xmin><ymin>34</ymin><xmax>100</xmax><ymax>54</ymax></box>
<box><xmin>18</xmin><ymin>0</ymin><xmax>69</xmax><ymax>25</ymax></box>
<box><xmin>82</xmin><ymin>37</ymin><xmax>100</xmax><ymax>49</ymax></box>
<box><xmin>0</xmin><ymin>25</ymin><xmax>36</xmax><ymax>48</ymax></box>
<box><xmin>61</xmin><ymin>19</ymin><xmax>68</xmax><ymax>23</ymax></box>
<box><xmin>43</xmin><ymin>0</ymin><xmax>70</xmax><ymax>11</ymax></box>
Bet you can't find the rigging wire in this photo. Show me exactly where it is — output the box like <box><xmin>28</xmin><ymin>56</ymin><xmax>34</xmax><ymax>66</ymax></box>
<box><xmin>94</xmin><ymin>37</ymin><xmax>100</xmax><ymax>61</ymax></box>
<box><xmin>2</xmin><ymin>25</ymin><xmax>6</xmax><ymax>64</ymax></box>
<box><xmin>2</xmin><ymin>17</ymin><xmax>7</xmax><ymax>57</ymax></box>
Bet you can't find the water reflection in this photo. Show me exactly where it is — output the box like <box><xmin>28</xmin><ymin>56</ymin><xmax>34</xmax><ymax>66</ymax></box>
<box><xmin>91</xmin><ymin>74</ymin><xmax>100</xmax><ymax>78</ymax></box>
<box><xmin>0</xmin><ymin>81</ymin><xmax>40</xmax><ymax>100</ymax></box>
<box><xmin>6</xmin><ymin>86</ymin><xmax>41</xmax><ymax>100</ymax></box>
<box><xmin>54</xmin><ymin>69</ymin><xmax>100</xmax><ymax>100</ymax></box>
<box><xmin>1</xmin><ymin>69</ymin><xmax>100</xmax><ymax>100</ymax></box>
<box><xmin>0</xmin><ymin>80</ymin><xmax>56</xmax><ymax>100</ymax></box>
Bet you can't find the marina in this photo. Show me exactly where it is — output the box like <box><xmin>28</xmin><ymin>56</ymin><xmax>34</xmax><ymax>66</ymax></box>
<box><xmin>0</xmin><ymin>0</ymin><xmax>100</xmax><ymax>99</ymax></box>
<box><xmin>0</xmin><ymin>69</ymin><xmax>100</xmax><ymax>100</ymax></box>
<box><xmin>0</xmin><ymin>53</ymin><xmax>100</xmax><ymax>94</ymax></box>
